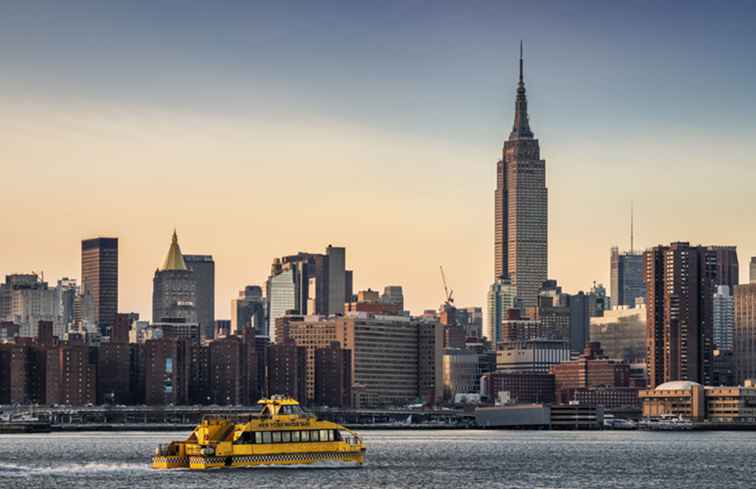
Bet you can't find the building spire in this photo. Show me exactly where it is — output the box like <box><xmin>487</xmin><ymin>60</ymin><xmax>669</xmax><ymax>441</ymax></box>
<box><xmin>509</xmin><ymin>41</ymin><xmax>534</xmax><ymax>141</ymax></box>
<box><xmin>161</xmin><ymin>229</ymin><xmax>188</xmax><ymax>271</ymax></box>
<box><xmin>630</xmin><ymin>201</ymin><xmax>635</xmax><ymax>254</ymax></box>
<box><xmin>519</xmin><ymin>40</ymin><xmax>523</xmax><ymax>83</ymax></box>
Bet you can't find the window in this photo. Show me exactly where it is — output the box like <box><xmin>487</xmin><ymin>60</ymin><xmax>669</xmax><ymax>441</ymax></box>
<box><xmin>272</xmin><ymin>432</ymin><xmax>282</xmax><ymax>443</ymax></box>
<box><xmin>321</xmin><ymin>430</ymin><xmax>330</xmax><ymax>441</ymax></box>
<box><xmin>255</xmin><ymin>432</ymin><xmax>263</xmax><ymax>444</ymax></box>
<box><xmin>301</xmin><ymin>430</ymin><xmax>310</xmax><ymax>442</ymax></box>
<box><xmin>311</xmin><ymin>430</ymin><xmax>319</xmax><ymax>442</ymax></box>
<box><xmin>262</xmin><ymin>431</ymin><xmax>272</xmax><ymax>444</ymax></box>
<box><xmin>291</xmin><ymin>431</ymin><xmax>301</xmax><ymax>442</ymax></box>
<box><xmin>281</xmin><ymin>431</ymin><xmax>291</xmax><ymax>443</ymax></box>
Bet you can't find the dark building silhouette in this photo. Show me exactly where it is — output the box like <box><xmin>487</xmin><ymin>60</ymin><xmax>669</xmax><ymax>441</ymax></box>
<box><xmin>190</xmin><ymin>344</ymin><xmax>211</xmax><ymax>405</ymax></box>
<box><xmin>644</xmin><ymin>243</ymin><xmax>718</xmax><ymax>388</ymax></box>
<box><xmin>314</xmin><ymin>342</ymin><xmax>352</xmax><ymax>408</ymax></box>
<box><xmin>481</xmin><ymin>371</ymin><xmax>555</xmax><ymax>404</ymax></box>
<box><xmin>707</xmin><ymin>246</ymin><xmax>739</xmax><ymax>290</ymax></box>
<box><xmin>97</xmin><ymin>342</ymin><xmax>131</xmax><ymax>404</ymax></box>
<box><xmin>183</xmin><ymin>254</ymin><xmax>215</xmax><ymax>339</ymax></box>
<box><xmin>81</xmin><ymin>237</ymin><xmax>118</xmax><ymax>336</ymax></box>
<box><xmin>0</xmin><ymin>344</ymin><xmax>46</xmax><ymax>404</ymax></box>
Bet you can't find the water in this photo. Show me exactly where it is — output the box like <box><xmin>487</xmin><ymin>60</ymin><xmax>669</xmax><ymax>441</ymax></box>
<box><xmin>0</xmin><ymin>430</ymin><xmax>754</xmax><ymax>489</ymax></box>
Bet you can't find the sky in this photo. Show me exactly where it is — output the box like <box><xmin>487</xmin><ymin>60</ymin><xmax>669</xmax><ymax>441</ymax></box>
<box><xmin>1</xmin><ymin>1</ymin><xmax>755</xmax><ymax>320</ymax></box>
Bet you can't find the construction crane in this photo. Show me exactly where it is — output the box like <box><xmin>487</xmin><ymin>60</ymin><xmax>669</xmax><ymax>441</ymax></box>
<box><xmin>439</xmin><ymin>266</ymin><xmax>454</xmax><ymax>306</ymax></box>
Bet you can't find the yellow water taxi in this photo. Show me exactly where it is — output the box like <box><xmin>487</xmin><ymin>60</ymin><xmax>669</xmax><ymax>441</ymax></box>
<box><xmin>151</xmin><ymin>396</ymin><xmax>365</xmax><ymax>470</ymax></box>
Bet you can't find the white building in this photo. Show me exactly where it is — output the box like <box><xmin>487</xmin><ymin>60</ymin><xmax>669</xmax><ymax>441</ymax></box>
<box><xmin>713</xmin><ymin>285</ymin><xmax>735</xmax><ymax>351</ymax></box>
<box><xmin>485</xmin><ymin>278</ymin><xmax>519</xmax><ymax>347</ymax></box>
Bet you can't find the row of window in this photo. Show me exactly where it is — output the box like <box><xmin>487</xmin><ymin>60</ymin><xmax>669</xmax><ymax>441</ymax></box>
<box><xmin>235</xmin><ymin>429</ymin><xmax>339</xmax><ymax>445</ymax></box>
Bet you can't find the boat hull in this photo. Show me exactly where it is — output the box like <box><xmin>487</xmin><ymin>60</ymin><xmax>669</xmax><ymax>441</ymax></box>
<box><xmin>152</xmin><ymin>450</ymin><xmax>364</xmax><ymax>470</ymax></box>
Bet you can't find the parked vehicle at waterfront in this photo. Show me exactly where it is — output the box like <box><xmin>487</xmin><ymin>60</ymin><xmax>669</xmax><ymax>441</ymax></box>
<box><xmin>638</xmin><ymin>414</ymin><xmax>694</xmax><ymax>431</ymax></box>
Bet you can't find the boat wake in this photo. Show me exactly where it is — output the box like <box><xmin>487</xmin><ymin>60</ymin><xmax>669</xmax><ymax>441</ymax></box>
<box><xmin>241</xmin><ymin>461</ymin><xmax>364</xmax><ymax>470</ymax></box>
<box><xmin>0</xmin><ymin>461</ymin><xmax>151</xmax><ymax>477</ymax></box>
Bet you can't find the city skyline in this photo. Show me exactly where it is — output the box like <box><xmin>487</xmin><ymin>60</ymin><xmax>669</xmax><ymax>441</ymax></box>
<box><xmin>2</xmin><ymin>2</ymin><xmax>756</xmax><ymax>319</ymax></box>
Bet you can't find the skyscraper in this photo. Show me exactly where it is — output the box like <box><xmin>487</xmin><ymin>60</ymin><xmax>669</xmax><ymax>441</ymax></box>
<box><xmin>712</xmin><ymin>285</ymin><xmax>734</xmax><ymax>351</ymax></box>
<box><xmin>183</xmin><ymin>254</ymin><xmax>215</xmax><ymax>339</ymax></box>
<box><xmin>266</xmin><ymin>260</ymin><xmax>296</xmax><ymax>340</ymax></box>
<box><xmin>485</xmin><ymin>277</ymin><xmax>519</xmax><ymax>346</ymax></box>
<box><xmin>152</xmin><ymin>231</ymin><xmax>197</xmax><ymax>324</ymax></box>
<box><xmin>644</xmin><ymin>243</ymin><xmax>717</xmax><ymax>388</ymax></box>
<box><xmin>735</xmin><ymin>284</ymin><xmax>756</xmax><ymax>383</ymax></box>
<box><xmin>231</xmin><ymin>285</ymin><xmax>266</xmax><ymax>335</ymax></box>
<box><xmin>707</xmin><ymin>246</ymin><xmax>739</xmax><ymax>290</ymax></box>
<box><xmin>326</xmin><ymin>245</ymin><xmax>346</xmax><ymax>315</ymax></box>
<box><xmin>81</xmin><ymin>237</ymin><xmax>118</xmax><ymax>336</ymax></box>
<box><xmin>494</xmin><ymin>43</ymin><xmax>547</xmax><ymax>308</ymax></box>
<box><xmin>610</xmin><ymin>247</ymin><xmax>645</xmax><ymax>308</ymax></box>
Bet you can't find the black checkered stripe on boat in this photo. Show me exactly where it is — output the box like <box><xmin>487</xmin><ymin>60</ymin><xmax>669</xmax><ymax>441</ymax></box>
<box><xmin>153</xmin><ymin>456</ymin><xmax>189</xmax><ymax>465</ymax></box>
<box><xmin>190</xmin><ymin>452</ymin><xmax>356</xmax><ymax>465</ymax></box>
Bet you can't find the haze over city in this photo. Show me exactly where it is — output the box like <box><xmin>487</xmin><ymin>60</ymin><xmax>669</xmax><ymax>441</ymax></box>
<box><xmin>2</xmin><ymin>1</ymin><xmax>755</xmax><ymax>319</ymax></box>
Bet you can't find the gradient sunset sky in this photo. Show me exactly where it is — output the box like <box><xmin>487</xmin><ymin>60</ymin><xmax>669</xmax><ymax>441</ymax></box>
<box><xmin>2</xmin><ymin>1</ymin><xmax>755</xmax><ymax>319</ymax></box>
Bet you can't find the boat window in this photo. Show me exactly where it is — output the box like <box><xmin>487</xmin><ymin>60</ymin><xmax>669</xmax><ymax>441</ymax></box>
<box><xmin>301</xmin><ymin>430</ymin><xmax>310</xmax><ymax>442</ymax></box>
<box><xmin>291</xmin><ymin>431</ymin><xmax>301</xmax><ymax>442</ymax></box>
<box><xmin>236</xmin><ymin>431</ymin><xmax>255</xmax><ymax>444</ymax></box>
<box><xmin>320</xmin><ymin>430</ymin><xmax>330</xmax><ymax>441</ymax></box>
<box><xmin>262</xmin><ymin>431</ymin><xmax>272</xmax><ymax>444</ymax></box>
<box><xmin>333</xmin><ymin>430</ymin><xmax>341</xmax><ymax>441</ymax></box>
<box><xmin>311</xmin><ymin>430</ymin><xmax>319</xmax><ymax>442</ymax></box>
<box><xmin>281</xmin><ymin>431</ymin><xmax>291</xmax><ymax>443</ymax></box>
<box><xmin>255</xmin><ymin>432</ymin><xmax>263</xmax><ymax>444</ymax></box>
<box><xmin>272</xmin><ymin>431</ymin><xmax>282</xmax><ymax>443</ymax></box>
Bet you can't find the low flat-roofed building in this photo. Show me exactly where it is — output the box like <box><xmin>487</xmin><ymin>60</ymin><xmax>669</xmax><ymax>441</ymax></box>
<box><xmin>639</xmin><ymin>380</ymin><xmax>756</xmax><ymax>422</ymax></box>
<box><xmin>475</xmin><ymin>404</ymin><xmax>550</xmax><ymax>428</ymax></box>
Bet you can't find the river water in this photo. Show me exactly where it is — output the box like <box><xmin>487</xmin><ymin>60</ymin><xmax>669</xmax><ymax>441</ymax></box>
<box><xmin>0</xmin><ymin>430</ymin><xmax>754</xmax><ymax>489</ymax></box>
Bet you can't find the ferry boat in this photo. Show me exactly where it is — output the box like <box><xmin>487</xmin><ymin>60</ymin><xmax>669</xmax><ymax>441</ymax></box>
<box><xmin>151</xmin><ymin>397</ymin><xmax>365</xmax><ymax>470</ymax></box>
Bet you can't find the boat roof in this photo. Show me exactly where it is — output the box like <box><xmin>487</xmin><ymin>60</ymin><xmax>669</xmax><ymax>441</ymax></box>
<box><xmin>257</xmin><ymin>397</ymin><xmax>300</xmax><ymax>406</ymax></box>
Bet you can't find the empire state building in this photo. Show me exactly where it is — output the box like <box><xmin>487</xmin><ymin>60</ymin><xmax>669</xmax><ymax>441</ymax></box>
<box><xmin>494</xmin><ymin>44</ymin><xmax>548</xmax><ymax>308</ymax></box>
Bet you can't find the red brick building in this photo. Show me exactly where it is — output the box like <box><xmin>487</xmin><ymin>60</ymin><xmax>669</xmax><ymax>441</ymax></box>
<box><xmin>314</xmin><ymin>342</ymin><xmax>352</xmax><ymax>408</ymax></box>
<box><xmin>550</xmin><ymin>343</ymin><xmax>634</xmax><ymax>405</ymax></box>
<box><xmin>267</xmin><ymin>340</ymin><xmax>306</xmax><ymax>403</ymax></box>
<box><xmin>46</xmin><ymin>340</ymin><xmax>96</xmax><ymax>406</ymax></box>
<box><xmin>144</xmin><ymin>338</ymin><xmax>190</xmax><ymax>405</ymax></box>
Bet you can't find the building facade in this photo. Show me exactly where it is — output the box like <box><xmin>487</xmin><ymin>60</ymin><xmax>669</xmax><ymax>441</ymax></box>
<box><xmin>735</xmin><ymin>283</ymin><xmax>756</xmax><ymax>383</ymax></box>
<box><xmin>610</xmin><ymin>247</ymin><xmax>645</xmax><ymax>308</ymax></box>
<box><xmin>183</xmin><ymin>254</ymin><xmax>215</xmax><ymax>339</ymax></box>
<box><xmin>231</xmin><ymin>286</ymin><xmax>266</xmax><ymax>335</ymax></box>
<box><xmin>152</xmin><ymin>231</ymin><xmax>197</xmax><ymax>324</ymax></box>
<box><xmin>485</xmin><ymin>277</ymin><xmax>519</xmax><ymax>346</ymax></box>
<box><xmin>589</xmin><ymin>305</ymin><xmax>646</xmax><ymax>363</ymax></box>
<box><xmin>494</xmin><ymin>46</ymin><xmax>547</xmax><ymax>308</ymax></box>
<box><xmin>645</xmin><ymin>243</ymin><xmax>718</xmax><ymax>388</ymax></box>
<box><xmin>713</xmin><ymin>285</ymin><xmax>735</xmax><ymax>351</ymax></box>
<box><xmin>81</xmin><ymin>237</ymin><xmax>118</xmax><ymax>336</ymax></box>
<box><xmin>496</xmin><ymin>339</ymin><xmax>571</xmax><ymax>373</ymax></box>
<box><xmin>314</xmin><ymin>342</ymin><xmax>352</xmax><ymax>408</ymax></box>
